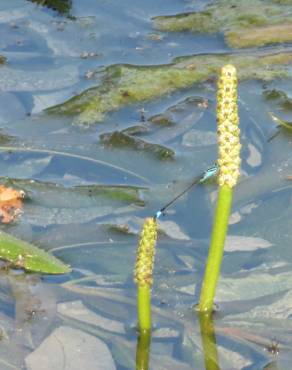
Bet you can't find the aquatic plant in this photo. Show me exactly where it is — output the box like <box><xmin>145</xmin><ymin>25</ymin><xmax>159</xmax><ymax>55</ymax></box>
<box><xmin>29</xmin><ymin>0</ymin><xmax>72</xmax><ymax>15</ymax></box>
<box><xmin>0</xmin><ymin>230</ymin><xmax>71</xmax><ymax>273</ymax></box>
<box><xmin>134</xmin><ymin>217</ymin><xmax>157</xmax><ymax>331</ymax></box>
<box><xmin>198</xmin><ymin>65</ymin><xmax>241</xmax><ymax>312</ymax></box>
<box><xmin>263</xmin><ymin>89</ymin><xmax>292</xmax><ymax>110</ymax></box>
<box><xmin>47</xmin><ymin>51</ymin><xmax>292</xmax><ymax>124</ymax></box>
<box><xmin>99</xmin><ymin>131</ymin><xmax>175</xmax><ymax>160</ymax></box>
<box><xmin>153</xmin><ymin>0</ymin><xmax>292</xmax><ymax>48</ymax></box>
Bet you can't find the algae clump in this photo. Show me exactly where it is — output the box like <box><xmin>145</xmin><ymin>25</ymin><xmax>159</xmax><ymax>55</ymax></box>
<box><xmin>226</xmin><ymin>23</ymin><xmax>292</xmax><ymax>48</ymax></box>
<box><xmin>153</xmin><ymin>0</ymin><xmax>292</xmax><ymax>48</ymax></box>
<box><xmin>47</xmin><ymin>64</ymin><xmax>207</xmax><ymax>124</ymax></box>
<box><xmin>47</xmin><ymin>51</ymin><xmax>292</xmax><ymax>124</ymax></box>
<box><xmin>29</xmin><ymin>0</ymin><xmax>72</xmax><ymax>15</ymax></box>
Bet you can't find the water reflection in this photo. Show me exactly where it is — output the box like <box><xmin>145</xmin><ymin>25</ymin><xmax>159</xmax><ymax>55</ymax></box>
<box><xmin>198</xmin><ymin>312</ymin><xmax>220</xmax><ymax>370</ymax></box>
<box><xmin>135</xmin><ymin>310</ymin><xmax>222</xmax><ymax>370</ymax></box>
<box><xmin>136</xmin><ymin>330</ymin><xmax>151</xmax><ymax>370</ymax></box>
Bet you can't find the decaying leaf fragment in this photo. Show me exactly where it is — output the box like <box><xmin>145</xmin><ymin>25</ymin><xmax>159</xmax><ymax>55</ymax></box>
<box><xmin>0</xmin><ymin>185</ymin><xmax>24</xmax><ymax>224</ymax></box>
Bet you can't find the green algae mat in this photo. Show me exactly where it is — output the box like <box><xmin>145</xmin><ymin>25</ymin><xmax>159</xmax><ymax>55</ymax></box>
<box><xmin>153</xmin><ymin>0</ymin><xmax>292</xmax><ymax>48</ymax></box>
<box><xmin>47</xmin><ymin>51</ymin><xmax>292</xmax><ymax>125</ymax></box>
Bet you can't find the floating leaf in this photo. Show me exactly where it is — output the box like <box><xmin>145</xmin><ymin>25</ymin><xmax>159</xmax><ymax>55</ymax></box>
<box><xmin>47</xmin><ymin>51</ymin><xmax>292</xmax><ymax>124</ymax></box>
<box><xmin>0</xmin><ymin>230</ymin><xmax>71</xmax><ymax>274</ymax></box>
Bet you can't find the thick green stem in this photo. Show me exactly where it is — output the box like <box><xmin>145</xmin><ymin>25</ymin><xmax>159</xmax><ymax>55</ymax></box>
<box><xmin>198</xmin><ymin>185</ymin><xmax>233</xmax><ymax>312</ymax></box>
<box><xmin>137</xmin><ymin>285</ymin><xmax>151</xmax><ymax>332</ymax></box>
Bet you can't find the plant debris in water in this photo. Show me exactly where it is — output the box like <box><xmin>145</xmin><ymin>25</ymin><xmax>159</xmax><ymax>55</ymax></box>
<box><xmin>153</xmin><ymin>0</ymin><xmax>292</xmax><ymax>48</ymax></box>
<box><xmin>269</xmin><ymin>113</ymin><xmax>292</xmax><ymax>131</ymax></box>
<box><xmin>0</xmin><ymin>178</ymin><xmax>146</xmax><ymax>227</ymax></box>
<box><xmin>3</xmin><ymin>178</ymin><xmax>145</xmax><ymax>207</ymax></box>
<box><xmin>47</xmin><ymin>51</ymin><xmax>292</xmax><ymax>124</ymax></box>
<box><xmin>100</xmin><ymin>131</ymin><xmax>175</xmax><ymax>160</ymax></box>
<box><xmin>263</xmin><ymin>89</ymin><xmax>292</xmax><ymax>110</ymax></box>
<box><xmin>0</xmin><ymin>185</ymin><xmax>24</xmax><ymax>224</ymax></box>
<box><xmin>28</xmin><ymin>0</ymin><xmax>72</xmax><ymax>15</ymax></box>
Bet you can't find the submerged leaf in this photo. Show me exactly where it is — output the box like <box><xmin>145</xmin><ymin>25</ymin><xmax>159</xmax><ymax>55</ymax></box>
<box><xmin>228</xmin><ymin>289</ymin><xmax>292</xmax><ymax>320</ymax></box>
<box><xmin>158</xmin><ymin>220</ymin><xmax>190</xmax><ymax>241</ymax></box>
<box><xmin>225</xmin><ymin>235</ymin><xmax>273</xmax><ymax>252</ymax></box>
<box><xmin>0</xmin><ymin>231</ymin><xmax>71</xmax><ymax>274</ymax></box>
<box><xmin>100</xmin><ymin>131</ymin><xmax>175</xmax><ymax>160</ymax></box>
<box><xmin>57</xmin><ymin>300</ymin><xmax>125</xmax><ymax>334</ymax></box>
<box><xmin>4</xmin><ymin>178</ymin><xmax>145</xmax><ymax>207</ymax></box>
<box><xmin>47</xmin><ymin>51</ymin><xmax>292</xmax><ymax>124</ymax></box>
<box><xmin>269</xmin><ymin>113</ymin><xmax>292</xmax><ymax>131</ymax></box>
<box><xmin>263</xmin><ymin>89</ymin><xmax>292</xmax><ymax>110</ymax></box>
<box><xmin>217</xmin><ymin>269</ymin><xmax>292</xmax><ymax>302</ymax></box>
<box><xmin>25</xmin><ymin>326</ymin><xmax>116</xmax><ymax>370</ymax></box>
<box><xmin>0</xmin><ymin>178</ymin><xmax>146</xmax><ymax>227</ymax></box>
<box><xmin>121</xmin><ymin>125</ymin><xmax>149</xmax><ymax>136</ymax></box>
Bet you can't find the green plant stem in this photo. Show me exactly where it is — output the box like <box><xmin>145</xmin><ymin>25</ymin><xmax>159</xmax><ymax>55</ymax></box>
<box><xmin>136</xmin><ymin>329</ymin><xmax>151</xmax><ymax>370</ymax></box>
<box><xmin>198</xmin><ymin>185</ymin><xmax>233</xmax><ymax>312</ymax></box>
<box><xmin>137</xmin><ymin>285</ymin><xmax>151</xmax><ymax>332</ymax></box>
<box><xmin>198</xmin><ymin>312</ymin><xmax>220</xmax><ymax>370</ymax></box>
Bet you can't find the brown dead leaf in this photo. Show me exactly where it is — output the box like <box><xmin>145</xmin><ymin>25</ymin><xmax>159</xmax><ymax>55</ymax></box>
<box><xmin>0</xmin><ymin>185</ymin><xmax>24</xmax><ymax>224</ymax></box>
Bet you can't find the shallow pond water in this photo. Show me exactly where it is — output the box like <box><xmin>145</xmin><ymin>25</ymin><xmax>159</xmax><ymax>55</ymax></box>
<box><xmin>1</xmin><ymin>0</ymin><xmax>292</xmax><ymax>369</ymax></box>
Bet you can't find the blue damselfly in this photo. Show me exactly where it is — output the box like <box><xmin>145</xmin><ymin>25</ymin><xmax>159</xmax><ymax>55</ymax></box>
<box><xmin>154</xmin><ymin>163</ymin><xmax>218</xmax><ymax>219</ymax></box>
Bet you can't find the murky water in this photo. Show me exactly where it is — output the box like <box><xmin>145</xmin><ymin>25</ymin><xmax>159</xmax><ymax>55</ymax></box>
<box><xmin>1</xmin><ymin>1</ymin><xmax>292</xmax><ymax>369</ymax></box>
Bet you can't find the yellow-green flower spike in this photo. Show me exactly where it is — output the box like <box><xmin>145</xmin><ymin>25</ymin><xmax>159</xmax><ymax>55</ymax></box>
<box><xmin>217</xmin><ymin>64</ymin><xmax>241</xmax><ymax>188</ymax></box>
<box><xmin>134</xmin><ymin>217</ymin><xmax>157</xmax><ymax>287</ymax></box>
